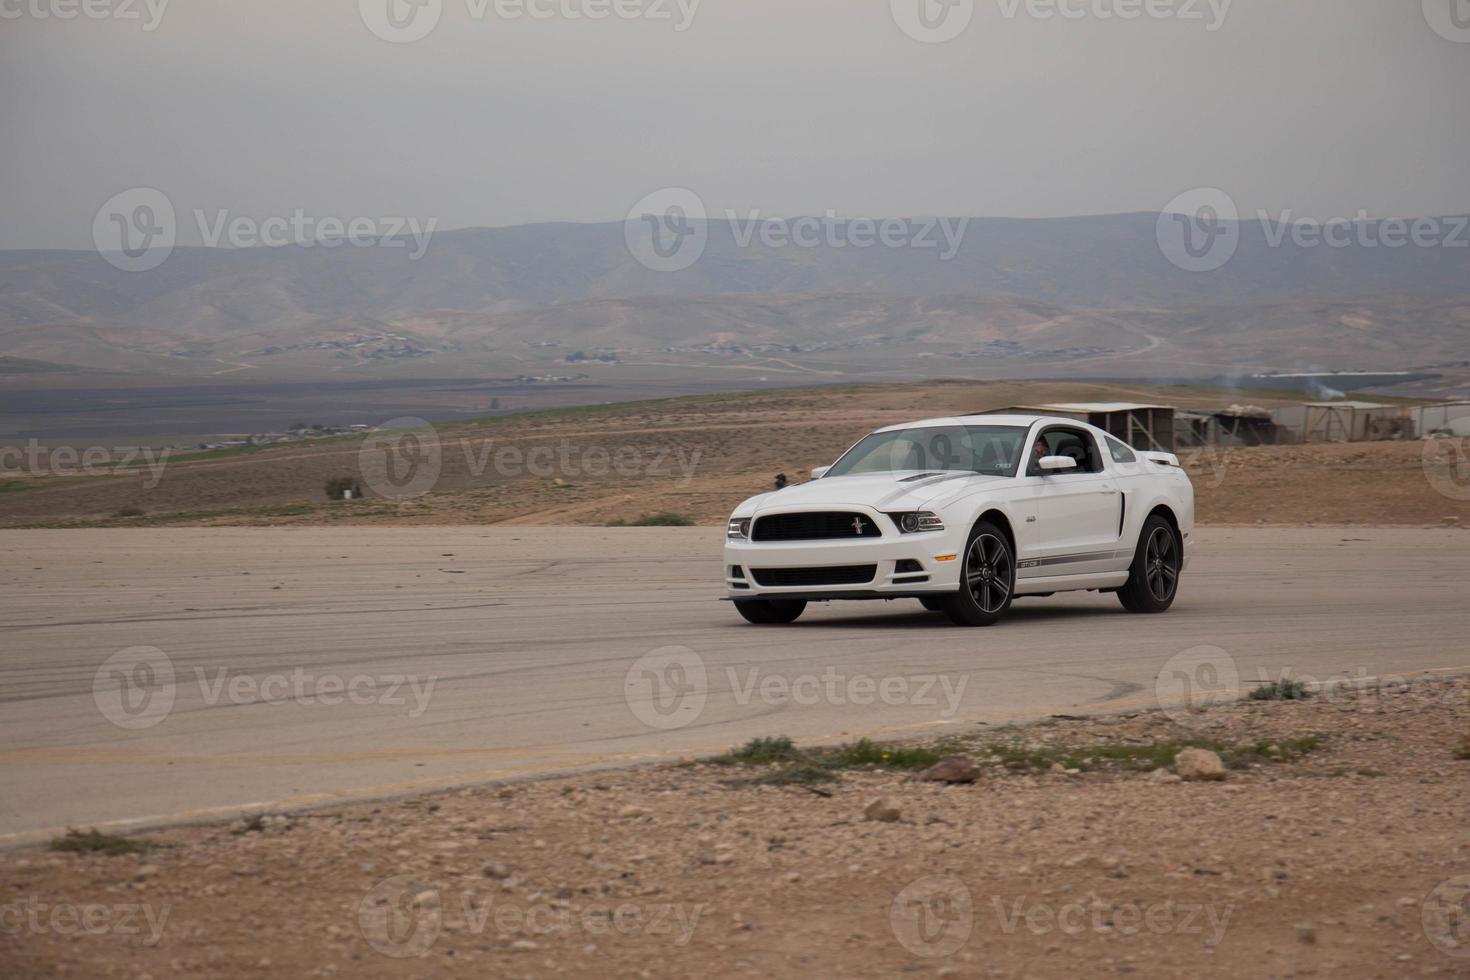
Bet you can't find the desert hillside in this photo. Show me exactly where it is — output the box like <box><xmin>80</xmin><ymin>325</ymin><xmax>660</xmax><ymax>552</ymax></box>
<box><xmin>3</xmin><ymin>216</ymin><xmax>1470</xmax><ymax>388</ymax></box>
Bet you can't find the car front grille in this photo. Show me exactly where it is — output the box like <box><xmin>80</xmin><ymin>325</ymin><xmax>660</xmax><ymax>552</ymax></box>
<box><xmin>750</xmin><ymin>565</ymin><xmax>877</xmax><ymax>588</ymax></box>
<box><xmin>751</xmin><ymin>512</ymin><xmax>881</xmax><ymax>542</ymax></box>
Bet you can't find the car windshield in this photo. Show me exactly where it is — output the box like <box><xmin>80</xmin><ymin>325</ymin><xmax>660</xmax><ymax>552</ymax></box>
<box><xmin>824</xmin><ymin>425</ymin><xmax>1029</xmax><ymax>478</ymax></box>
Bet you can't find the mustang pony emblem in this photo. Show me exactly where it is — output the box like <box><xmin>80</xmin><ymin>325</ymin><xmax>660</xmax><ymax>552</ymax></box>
<box><xmin>852</xmin><ymin>518</ymin><xmax>865</xmax><ymax>535</ymax></box>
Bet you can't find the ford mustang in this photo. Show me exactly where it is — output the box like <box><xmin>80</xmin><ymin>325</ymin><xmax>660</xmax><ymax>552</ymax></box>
<box><xmin>724</xmin><ymin>414</ymin><xmax>1194</xmax><ymax>626</ymax></box>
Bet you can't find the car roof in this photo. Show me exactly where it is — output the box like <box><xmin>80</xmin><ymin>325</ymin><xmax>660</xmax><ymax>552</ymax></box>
<box><xmin>873</xmin><ymin>414</ymin><xmax>1097</xmax><ymax>433</ymax></box>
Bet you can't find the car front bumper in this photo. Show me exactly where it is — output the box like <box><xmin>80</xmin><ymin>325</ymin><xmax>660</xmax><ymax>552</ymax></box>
<box><xmin>723</xmin><ymin>525</ymin><xmax>963</xmax><ymax>599</ymax></box>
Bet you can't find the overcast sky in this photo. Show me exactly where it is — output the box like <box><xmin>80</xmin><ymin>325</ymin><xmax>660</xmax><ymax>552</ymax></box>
<box><xmin>2</xmin><ymin>0</ymin><xmax>1467</xmax><ymax>250</ymax></box>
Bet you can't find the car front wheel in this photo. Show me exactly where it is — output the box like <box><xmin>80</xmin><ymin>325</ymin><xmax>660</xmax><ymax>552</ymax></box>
<box><xmin>940</xmin><ymin>520</ymin><xmax>1015</xmax><ymax>627</ymax></box>
<box><xmin>733</xmin><ymin>598</ymin><xmax>807</xmax><ymax>625</ymax></box>
<box><xmin>1117</xmin><ymin>515</ymin><xmax>1182</xmax><ymax>613</ymax></box>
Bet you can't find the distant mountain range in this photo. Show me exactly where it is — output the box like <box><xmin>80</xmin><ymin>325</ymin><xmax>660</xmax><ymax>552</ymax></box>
<box><xmin>2</xmin><ymin>214</ymin><xmax>1467</xmax><ymax>385</ymax></box>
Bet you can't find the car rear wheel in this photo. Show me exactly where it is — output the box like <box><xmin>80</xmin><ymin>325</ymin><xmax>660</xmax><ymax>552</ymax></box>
<box><xmin>733</xmin><ymin>598</ymin><xmax>807</xmax><ymax>625</ymax></box>
<box><xmin>1117</xmin><ymin>515</ymin><xmax>1181</xmax><ymax>613</ymax></box>
<box><xmin>940</xmin><ymin>520</ymin><xmax>1015</xmax><ymax>627</ymax></box>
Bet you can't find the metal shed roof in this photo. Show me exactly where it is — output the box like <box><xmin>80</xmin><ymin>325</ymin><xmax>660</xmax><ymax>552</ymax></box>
<box><xmin>1300</xmin><ymin>401</ymin><xmax>1392</xmax><ymax>409</ymax></box>
<box><xmin>1003</xmin><ymin>402</ymin><xmax>1175</xmax><ymax>413</ymax></box>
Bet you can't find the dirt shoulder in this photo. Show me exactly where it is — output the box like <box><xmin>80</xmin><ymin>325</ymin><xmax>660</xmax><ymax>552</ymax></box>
<box><xmin>4</xmin><ymin>677</ymin><xmax>1469</xmax><ymax>978</ymax></box>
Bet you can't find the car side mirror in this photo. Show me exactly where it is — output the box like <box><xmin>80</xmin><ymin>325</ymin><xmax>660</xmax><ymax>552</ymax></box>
<box><xmin>810</xmin><ymin>466</ymin><xmax>831</xmax><ymax>479</ymax></box>
<box><xmin>1038</xmin><ymin>455</ymin><xmax>1078</xmax><ymax>472</ymax></box>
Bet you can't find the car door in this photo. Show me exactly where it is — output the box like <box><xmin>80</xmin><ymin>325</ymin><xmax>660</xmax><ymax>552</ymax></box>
<box><xmin>1022</xmin><ymin>426</ymin><xmax>1123</xmax><ymax>570</ymax></box>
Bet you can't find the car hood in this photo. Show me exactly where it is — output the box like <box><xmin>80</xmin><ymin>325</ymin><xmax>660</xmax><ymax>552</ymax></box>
<box><xmin>738</xmin><ymin>471</ymin><xmax>1007</xmax><ymax>515</ymax></box>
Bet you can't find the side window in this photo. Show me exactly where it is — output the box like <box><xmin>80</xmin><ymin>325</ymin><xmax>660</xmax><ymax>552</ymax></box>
<box><xmin>1032</xmin><ymin>427</ymin><xmax>1103</xmax><ymax>474</ymax></box>
<box><xmin>1106</xmin><ymin>436</ymin><xmax>1137</xmax><ymax>464</ymax></box>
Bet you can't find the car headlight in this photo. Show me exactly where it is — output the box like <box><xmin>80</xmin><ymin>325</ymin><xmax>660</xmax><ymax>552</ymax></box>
<box><xmin>727</xmin><ymin>517</ymin><xmax>751</xmax><ymax>540</ymax></box>
<box><xmin>892</xmin><ymin>511</ymin><xmax>944</xmax><ymax>534</ymax></box>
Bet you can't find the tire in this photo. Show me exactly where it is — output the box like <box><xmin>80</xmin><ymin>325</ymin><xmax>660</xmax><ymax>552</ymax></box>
<box><xmin>1117</xmin><ymin>514</ymin><xmax>1182</xmax><ymax>613</ymax></box>
<box><xmin>918</xmin><ymin>596</ymin><xmax>947</xmax><ymax>612</ymax></box>
<box><xmin>940</xmin><ymin>520</ymin><xmax>1015</xmax><ymax>627</ymax></box>
<box><xmin>733</xmin><ymin>598</ymin><xmax>807</xmax><ymax>625</ymax></box>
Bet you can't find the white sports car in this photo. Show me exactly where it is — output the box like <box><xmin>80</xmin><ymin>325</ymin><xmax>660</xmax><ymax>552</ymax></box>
<box><xmin>724</xmin><ymin>414</ymin><xmax>1194</xmax><ymax>626</ymax></box>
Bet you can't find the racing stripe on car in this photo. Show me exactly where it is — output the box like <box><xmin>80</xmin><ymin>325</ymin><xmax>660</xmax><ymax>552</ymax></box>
<box><xmin>1016</xmin><ymin>549</ymin><xmax>1132</xmax><ymax>574</ymax></box>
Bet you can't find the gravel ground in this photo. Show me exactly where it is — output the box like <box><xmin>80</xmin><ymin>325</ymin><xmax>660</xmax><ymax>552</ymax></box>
<box><xmin>3</xmin><ymin>677</ymin><xmax>1469</xmax><ymax>979</ymax></box>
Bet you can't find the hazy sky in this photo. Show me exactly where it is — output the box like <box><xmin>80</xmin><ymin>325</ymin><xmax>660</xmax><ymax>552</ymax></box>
<box><xmin>2</xmin><ymin>0</ymin><xmax>1468</xmax><ymax>249</ymax></box>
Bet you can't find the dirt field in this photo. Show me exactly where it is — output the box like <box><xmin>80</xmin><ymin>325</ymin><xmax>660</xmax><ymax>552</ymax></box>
<box><xmin>3</xmin><ymin>676</ymin><xmax>1469</xmax><ymax>979</ymax></box>
<box><xmin>3</xmin><ymin>379</ymin><xmax>1465</xmax><ymax>529</ymax></box>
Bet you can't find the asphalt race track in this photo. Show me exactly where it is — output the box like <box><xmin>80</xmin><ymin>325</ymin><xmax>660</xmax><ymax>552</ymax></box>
<box><xmin>3</xmin><ymin>526</ymin><xmax>1467</xmax><ymax>844</ymax></box>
